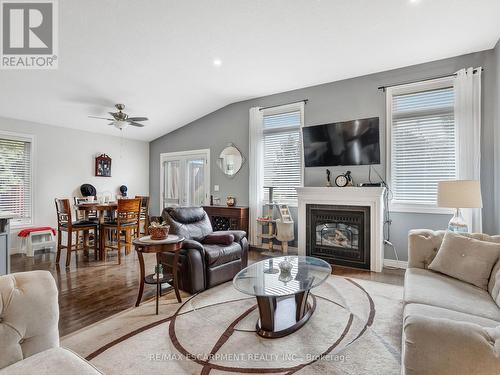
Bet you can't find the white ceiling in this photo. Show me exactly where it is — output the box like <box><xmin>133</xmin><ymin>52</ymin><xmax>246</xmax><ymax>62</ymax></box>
<box><xmin>1</xmin><ymin>0</ymin><xmax>499</xmax><ymax>141</ymax></box>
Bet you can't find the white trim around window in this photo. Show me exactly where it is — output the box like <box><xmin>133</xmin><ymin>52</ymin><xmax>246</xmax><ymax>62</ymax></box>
<box><xmin>0</xmin><ymin>130</ymin><xmax>36</xmax><ymax>228</ymax></box>
<box><xmin>386</xmin><ymin>77</ymin><xmax>456</xmax><ymax>214</ymax></box>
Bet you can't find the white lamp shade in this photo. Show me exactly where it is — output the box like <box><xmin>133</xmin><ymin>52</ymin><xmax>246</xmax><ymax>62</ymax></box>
<box><xmin>437</xmin><ymin>180</ymin><xmax>482</xmax><ymax>208</ymax></box>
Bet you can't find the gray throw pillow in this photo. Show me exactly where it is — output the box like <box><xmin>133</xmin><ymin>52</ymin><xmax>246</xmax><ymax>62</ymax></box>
<box><xmin>429</xmin><ymin>231</ymin><xmax>500</xmax><ymax>290</ymax></box>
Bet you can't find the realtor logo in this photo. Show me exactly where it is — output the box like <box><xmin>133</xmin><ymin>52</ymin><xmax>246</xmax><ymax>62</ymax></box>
<box><xmin>1</xmin><ymin>0</ymin><xmax>58</xmax><ymax>69</ymax></box>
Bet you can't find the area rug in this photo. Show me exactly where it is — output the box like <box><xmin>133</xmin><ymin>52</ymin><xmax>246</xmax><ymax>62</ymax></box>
<box><xmin>62</xmin><ymin>276</ymin><xmax>403</xmax><ymax>374</ymax></box>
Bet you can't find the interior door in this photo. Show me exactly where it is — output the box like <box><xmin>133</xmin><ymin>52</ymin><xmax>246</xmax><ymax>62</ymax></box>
<box><xmin>161</xmin><ymin>150</ymin><xmax>209</xmax><ymax>209</ymax></box>
<box><xmin>186</xmin><ymin>157</ymin><xmax>206</xmax><ymax>206</ymax></box>
<box><xmin>163</xmin><ymin>159</ymin><xmax>180</xmax><ymax>207</ymax></box>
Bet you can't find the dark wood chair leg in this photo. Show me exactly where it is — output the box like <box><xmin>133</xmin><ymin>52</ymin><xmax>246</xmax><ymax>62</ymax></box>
<box><xmin>117</xmin><ymin>228</ymin><xmax>121</xmax><ymax>265</ymax></box>
<box><xmin>125</xmin><ymin>229</ymin><xmax>131</xmax><ymax>255</ymax></box>
<box><xmin>83</xmin><ymin>230</ymin><xmax>89</xmax><ymax>257</ymax></box>
<box><xmin>65</xmin><ymin>230</ymin><xmax>73</xmax><ymax>268</ymax></box>
<box><xmin>94</xmin><ymin>228</ymin><xmax>98</xmax><ymax>260</ymax></box>
<box><xmin>100</xmin><ymin>227</ymin><xmax>106</xmax><ymax>262</ymax></box>
<box><xmin>56</xmin><ymin>230</ymin><xmax>62</xmax><ymax>264</ymax></box>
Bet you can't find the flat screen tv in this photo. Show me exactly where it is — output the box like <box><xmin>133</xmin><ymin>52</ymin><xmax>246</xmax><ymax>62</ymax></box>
<box><xmin>302</xmin><ymin>117</ymin><xmax>380</xmax><ymax>167</ymax></box>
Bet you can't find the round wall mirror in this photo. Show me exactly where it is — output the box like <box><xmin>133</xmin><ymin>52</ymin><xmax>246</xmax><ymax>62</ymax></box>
<box><xmin>217</xmin><ymin>143</ymin><xmax>245</xmax><ymax>178</ymax></box>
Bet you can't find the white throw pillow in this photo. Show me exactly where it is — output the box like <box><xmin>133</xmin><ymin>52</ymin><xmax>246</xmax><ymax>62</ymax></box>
<box><xmin>429</xmin><ymin>231</ymin><xmax>500</xmax><ymax>290</ymax></box>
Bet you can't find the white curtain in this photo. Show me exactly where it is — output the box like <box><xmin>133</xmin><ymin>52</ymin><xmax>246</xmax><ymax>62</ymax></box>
<box><xmin>249</xmin><ymin>107</ymin><xmax>264</xmax><ymax>246</ymax></box>
<box><xmin>454</xmin><ymin>67</ymin><xmax>482</xmax><ymax>232</ymax></box>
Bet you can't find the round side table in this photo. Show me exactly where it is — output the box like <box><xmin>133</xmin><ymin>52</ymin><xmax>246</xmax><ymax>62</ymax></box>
<box><xmin>133</xmin><ymin>235</ymin><xmax>184</xmax><ymax>315</ymax></box>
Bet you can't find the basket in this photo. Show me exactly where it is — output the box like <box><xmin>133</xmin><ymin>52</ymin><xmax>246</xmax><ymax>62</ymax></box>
<box><xmin>149</xmin><ymin>225</ymin><xmax>170</xmax><ymax>240</ymax></box>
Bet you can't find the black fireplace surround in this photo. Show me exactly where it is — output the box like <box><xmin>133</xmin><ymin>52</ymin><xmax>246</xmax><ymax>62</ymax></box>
<box><xmin>306</xmin><ymin>204</ymin><xmax>370</xmax><ymax>270</ymax></box>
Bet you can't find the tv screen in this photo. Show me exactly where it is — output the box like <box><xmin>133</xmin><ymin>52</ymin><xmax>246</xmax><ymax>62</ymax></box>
<box><xmin>302</xmin><ymin>117</ymin><xmax>380</xmax><ymax>167</ymax></box>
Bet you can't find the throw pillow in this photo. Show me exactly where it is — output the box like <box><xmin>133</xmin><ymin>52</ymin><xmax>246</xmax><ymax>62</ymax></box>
<box><xmin>429</xmin><ymin>231</ymin><xmax>500</xmax><ymax>290</ymax></box>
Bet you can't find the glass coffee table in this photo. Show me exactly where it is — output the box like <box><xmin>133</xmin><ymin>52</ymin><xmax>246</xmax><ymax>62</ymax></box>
<box><xmin>233</xmin><ymin>256</ymin><xmax>331</xmax><ymax>338</ymax></box>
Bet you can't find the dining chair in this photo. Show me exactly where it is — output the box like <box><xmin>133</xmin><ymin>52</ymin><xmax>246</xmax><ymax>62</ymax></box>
<box><xmin>73</xmin><ymin>197</ymin><xmax>98</xmax><ymax>220</ymax></box>
<box><xmin>55</xmin><ymin>198</ymin><xmax>98</xmax><ymax>267</ymax></box>
<box><xmin>100</xmin><ymin>198</ymin><xmax>141</xmax><ymax>264</ymax></box>
<box><xmin>73</xmin><ymin>197</ymin><xmax>99</xmax><ymax>250</ymax></box>
<box><xmin>135</xmin><ymin>195</ymin><xmax>150</xmax><ymax>236</ymax></box>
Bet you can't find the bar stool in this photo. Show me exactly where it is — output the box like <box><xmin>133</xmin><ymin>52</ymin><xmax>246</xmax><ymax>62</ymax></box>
<box><xmin>135</xmin><ymin>195</ymin><xmax>150</xmax><ymax>236</ymax></box>
<box><xmin>100</xmin><ymin>198</ymin><xmax>141</xmax><ymax>264</ymax></box>
<box><xmin>55</xmin><ymin>198</ymin><xmax>98</xmax><ymax>267</ymax></box>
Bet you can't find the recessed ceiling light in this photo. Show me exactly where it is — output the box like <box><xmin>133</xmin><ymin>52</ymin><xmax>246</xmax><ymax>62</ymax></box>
<box><xmin>213</xmin><ymin>59</ymin><xmax>222</xmax><ymax>67</ymax></box>
<box><xmin>409</xmin><ymin>0</ymin><xmax>420</xmax><ymax>3</ymax></box>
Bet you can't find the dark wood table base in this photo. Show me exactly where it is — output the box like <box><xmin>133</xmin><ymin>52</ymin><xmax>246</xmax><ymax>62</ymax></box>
<box><xmin>134</xmin><ymin>238</ymin><xmax>183</xmax><ymax>315</ymax></box>
<box><xmin>255</xmin><ymin>289</ymin><xmax>314</xmax><ymax>338</ymax></box>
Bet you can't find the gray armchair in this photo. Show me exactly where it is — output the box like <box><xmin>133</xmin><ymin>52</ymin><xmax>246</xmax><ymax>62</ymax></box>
<box><xmin>158</xmin><ymin>207</ymin><xmax>248</xmax><ymax>294</ymax></box>
<box><xmin>0</xmin><ymin>271</ymin><xmax>102</xmax><ymax>373</ymax></box>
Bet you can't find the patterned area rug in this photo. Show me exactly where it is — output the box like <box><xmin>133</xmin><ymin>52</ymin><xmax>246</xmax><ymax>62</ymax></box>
<box><xmin>62</xmin><ymin>276</ymin><xmax>403</xmax><ymax>374</ymax></box>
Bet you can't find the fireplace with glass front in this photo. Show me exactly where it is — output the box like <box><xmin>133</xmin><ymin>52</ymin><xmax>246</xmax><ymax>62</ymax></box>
<box><xmin>306</xmin><ymin>204</ymin><xmax>370</xmax><ymax>269</ymax></box>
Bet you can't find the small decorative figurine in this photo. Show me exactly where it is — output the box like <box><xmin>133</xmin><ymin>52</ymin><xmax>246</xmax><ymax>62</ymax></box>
<box><xmin>153</xmin><ymin>264</ymin><xmax>164</xmax><ymax>280</ymax></box>
<box><xmin>119</xmin><ymin>185</ymin><xmax>128</xmax><ymax>197</ymax></box>
<box><xmin>278</xmin><ymin>257</ymin><xmax>293</xmax><ymax>283</ymax></box>
<box><xmin>326</xmin><ymin>169</ymin><xmax>332</xmax><ymax>187</ymax></box>
<box><xmin>226</xmin><ymin>196</ymin><xmax>236</xmax><ymax>207</ymax></box>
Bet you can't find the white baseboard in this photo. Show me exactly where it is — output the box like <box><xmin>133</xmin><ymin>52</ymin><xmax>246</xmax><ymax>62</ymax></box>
<box><xmin>383</xmin><ymin>259</ymin><xmax>408</xmax><ymax>269</ymax></box>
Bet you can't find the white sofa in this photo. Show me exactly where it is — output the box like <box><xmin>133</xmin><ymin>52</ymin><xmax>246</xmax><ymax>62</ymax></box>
<box><xmin>403</xmin><ymin>230</ymin><xmax>500</xmax><ymax>375</ymax></box>
<box><xmin>0</xmin><ymin>270</ymin><xmax>102</xmax><ymax>374</ymax></box>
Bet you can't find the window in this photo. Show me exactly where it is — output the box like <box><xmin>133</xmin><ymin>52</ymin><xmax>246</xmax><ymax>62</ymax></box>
<box><xmin>0</xmin><ymin>133</ymin><xmax>34</xmax><ymax>226</ymax></box>
<box><xmin>263</xmin><ymin>109</ymin><xmax>303</xmax><ymax>205</ymax></box>
<box><xmin>387</xmin><ymin>78</ymin><xmax>456</xmax><ymax>213</ymax></box>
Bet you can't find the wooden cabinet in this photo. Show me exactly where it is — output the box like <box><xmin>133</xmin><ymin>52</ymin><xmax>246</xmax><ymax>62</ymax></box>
<box><xmin>203</xmin><ymin>206</ymin><xmax>249</xmax><ymax>234</ymax></box>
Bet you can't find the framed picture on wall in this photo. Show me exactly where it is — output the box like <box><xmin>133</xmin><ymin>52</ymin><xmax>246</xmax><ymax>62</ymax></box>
<box><xmin>95</xmin><ymin>154</ymin><xmax>112</xmax><ymax>177</ymax></box>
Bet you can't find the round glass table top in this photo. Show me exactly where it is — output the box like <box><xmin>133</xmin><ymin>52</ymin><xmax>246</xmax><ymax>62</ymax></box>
<box><xmin>233</xmin><ymin>256</ymin><xmax>332</xmax><ymax>297</ymax></box>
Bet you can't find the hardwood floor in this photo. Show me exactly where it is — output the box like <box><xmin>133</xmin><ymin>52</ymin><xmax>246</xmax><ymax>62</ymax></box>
<box><xmin>10</xmin><ymin>250</ymin><xmax>169</xmax><ymax>337</ymax></box>
<box><xmin>11</xmin><ymin>249</ymin><xmax>404</xmax><ymax>337</ymax></box>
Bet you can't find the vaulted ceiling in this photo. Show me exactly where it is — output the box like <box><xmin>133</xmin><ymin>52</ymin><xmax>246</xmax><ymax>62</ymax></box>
<box><xmin>1</xmin><ymin>0</ymin><xmax>499</xmax><ymax>141</ymax></box>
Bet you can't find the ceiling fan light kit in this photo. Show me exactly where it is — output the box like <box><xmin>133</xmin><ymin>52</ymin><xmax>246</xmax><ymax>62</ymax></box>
<box><xmin>88</xmin><ymin>103</ymin><xmax>148</xmax><ymax>131</ymax></box>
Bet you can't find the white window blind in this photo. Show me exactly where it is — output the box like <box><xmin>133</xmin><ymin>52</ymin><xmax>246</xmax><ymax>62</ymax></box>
<box><xmin>263</xmin><ymin>111</ymin><xmax>302</xmax><ymax>205</ymax></box>
<box><xmin>389</xmin><ymin>84</ymin><xmax>456</xmax><ymax>208</ymax></box>
<box><xmin>0</xmin><ymin>136</ymin><xmax>33</xmax><ymax>225</ymax></box>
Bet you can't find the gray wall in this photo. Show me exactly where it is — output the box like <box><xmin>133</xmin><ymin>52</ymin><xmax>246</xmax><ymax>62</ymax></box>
<box><xmin>150</xmin><ymin>49</ymin><xmax>499</xmax><ymax>261</ymax></box>
<box><xmin>494</xmin><ymin>39</ymin><xmax>500</xmax><ymax>234</ymax></box>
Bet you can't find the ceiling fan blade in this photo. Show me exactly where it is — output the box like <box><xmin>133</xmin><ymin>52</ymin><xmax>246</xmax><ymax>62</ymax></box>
<box><xmin>127</xmin><ymin>117</ymin><xmax>148</xmax><ymax>122</ymax></box>
<box><xmin>108</xmin><ymin>122</ymin><xmax>116</xmax><ymax>126</ymax></box>
<box><xmin>88</xmin><ymin>115</ymin><xmax>114</xmax><ymax>121</ymax></box>
<box><xmin>129</xmin><ymin>121</ymin><xmax>145</xmax><ymax>127</ymax></box>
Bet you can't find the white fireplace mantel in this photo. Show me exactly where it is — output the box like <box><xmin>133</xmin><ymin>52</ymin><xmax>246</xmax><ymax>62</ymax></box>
<box><xmin>296</xmin><ymin>187</ymin><xmax>385</xmax><ymax>272</ymax></box>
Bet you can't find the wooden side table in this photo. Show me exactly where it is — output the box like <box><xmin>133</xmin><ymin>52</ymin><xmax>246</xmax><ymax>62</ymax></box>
<box><xmin>133</xmin><ymin>235</ymin><xmax>184</xmax><ymax>315</ymax></box>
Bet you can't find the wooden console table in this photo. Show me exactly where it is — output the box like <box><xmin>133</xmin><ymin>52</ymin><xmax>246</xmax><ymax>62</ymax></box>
<box><xmin>203</xmin><ymin>206</ymin><xmax>249</xmax><ymax>233</ymax></box>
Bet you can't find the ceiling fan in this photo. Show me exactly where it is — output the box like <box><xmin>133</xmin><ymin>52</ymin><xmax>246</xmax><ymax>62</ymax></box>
<box><xmin>88</xmin><ymin>103</ymin><xmax>148</xmax><ymax>130</ymax></box>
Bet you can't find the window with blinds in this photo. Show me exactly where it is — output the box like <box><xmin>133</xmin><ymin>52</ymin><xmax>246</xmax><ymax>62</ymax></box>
<box><xmin>388</xmin><ymin>81</ymin><xmax>456</xmax><ymax>209</ymax></box>
<box><xmin>0</xmin><ymin>136</ymin><xmax>33</xmax><ymax>225</ymax></box>
<box><xmin>263</xmin><ymin>110</ymin><xmax>303</xmax><ymax>205</ymax></box>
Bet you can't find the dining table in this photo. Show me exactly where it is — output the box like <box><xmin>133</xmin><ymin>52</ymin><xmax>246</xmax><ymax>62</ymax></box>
<box><xmin>75</xmin><ymin>201</ymin><xmax>118</xmax><ymax>259</ymax></box>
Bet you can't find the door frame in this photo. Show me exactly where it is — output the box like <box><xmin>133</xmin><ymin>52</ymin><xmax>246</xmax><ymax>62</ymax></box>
<box><xmin>159</xmin><ymin>149</ymin><xmax>211</xmax><ymax>210</ymax></box>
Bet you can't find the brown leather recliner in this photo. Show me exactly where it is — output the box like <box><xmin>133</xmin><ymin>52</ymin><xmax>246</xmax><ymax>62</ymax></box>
<box><xmin>158</xmin><ymin>207</ymin><xmax>248</xmax><ymax>294</ymax></box>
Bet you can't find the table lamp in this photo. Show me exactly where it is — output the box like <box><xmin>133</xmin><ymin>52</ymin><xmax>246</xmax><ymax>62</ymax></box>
<box><xmin>437</xmin><ymin>180</ymin><xmax>482</xmax><ymax>233</ymax></box>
